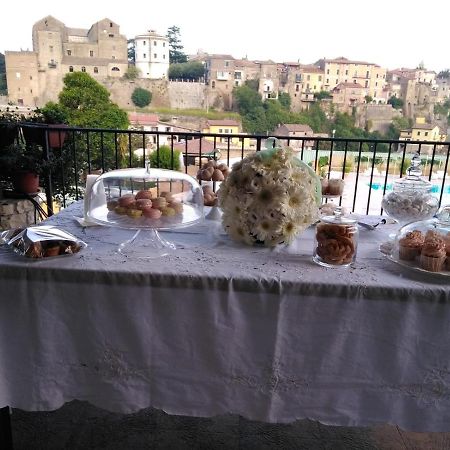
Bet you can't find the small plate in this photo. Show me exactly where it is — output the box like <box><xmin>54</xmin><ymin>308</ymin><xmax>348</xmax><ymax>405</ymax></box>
<box><xmin>380</xmin><ymin>243</ymin><xmax>450</xmax><ymax>278</ymax></box>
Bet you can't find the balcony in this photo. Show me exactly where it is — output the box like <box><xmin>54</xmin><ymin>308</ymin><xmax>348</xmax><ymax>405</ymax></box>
<box><xmin>1</xmin><ymin>123</ymin><xmax>449</xmax><ymax>219</ymax></box>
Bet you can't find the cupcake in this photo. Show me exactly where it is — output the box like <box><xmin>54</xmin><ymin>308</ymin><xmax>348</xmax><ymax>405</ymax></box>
<box><xmin>398</xmin><ymin>230</ymin><xmax>424</xmax><ymax>261</ymax></box>
<box><xmin>420</xmin><ymin>238</ymin><xmax>446</xmax><ymax>272</ymax></box>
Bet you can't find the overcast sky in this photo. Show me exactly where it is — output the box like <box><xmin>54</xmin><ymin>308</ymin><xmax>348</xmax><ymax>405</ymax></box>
<box><xmin>1</xmin><ymin>0</ymin><xmax>448</xmax><ymax>73</ymax></box>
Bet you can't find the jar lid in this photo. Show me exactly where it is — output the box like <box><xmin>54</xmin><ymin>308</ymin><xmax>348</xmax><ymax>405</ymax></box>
<box><xmin>393</xmin><ymin>153</ymin><xmax>432</xmax><ymax>191</ymax></box>
<box><xmin>320</xmin><ymin>206</ymin><xmax>357</xmax><ymax>225</ymax></box>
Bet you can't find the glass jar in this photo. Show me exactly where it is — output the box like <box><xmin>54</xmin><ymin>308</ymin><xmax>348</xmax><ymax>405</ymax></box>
<box><xmin>381</xmin><ymin>153</ymin><xmax>439</xmax><ymax>225</ymax></box>
<box><xmin>313</xmin><ymin>206</ymin><xmax>358</xmax><ymax>267</ymax></box>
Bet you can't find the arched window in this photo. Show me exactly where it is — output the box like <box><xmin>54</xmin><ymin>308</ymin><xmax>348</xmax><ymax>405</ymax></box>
<box><xmin>111</xmin><ymin>67</ymin><xmax>120</xmax><ymax>72</ymax></box>
<box><xmin>94</xmin><ymin>67</ymin><xmax>98</xmax><ymax>74</ymax></box>
<box><xmin>69</xmin><ymin>66</ymin><xmax>74</xmax><ymax>72</ymax></box>
<box><xmin>81</xmin><ymin>66</ymin><xmax>86</xmax><ymax>72</ymax></box>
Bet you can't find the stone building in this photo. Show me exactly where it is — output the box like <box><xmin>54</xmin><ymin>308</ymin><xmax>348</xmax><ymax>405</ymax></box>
<box><xmin>134</xmin><ymin>30</ymin><xmax>169</xmax><ymax>79</ymax></box>
<box><xmin>316</xmin><ymin>56</ymin><xmax>387</xmax><ymax>103</ymax></box>
<box><xmin>5</xmin><ymin>15</ymin><xmax>128</xmax><ymax>106</ymax></box>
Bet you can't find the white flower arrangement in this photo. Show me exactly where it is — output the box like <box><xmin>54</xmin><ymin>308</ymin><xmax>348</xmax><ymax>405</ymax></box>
<box><xmin>218</xmin><ymin>138</ymin><xmax>322</xmax><ymax>247</ymax></box>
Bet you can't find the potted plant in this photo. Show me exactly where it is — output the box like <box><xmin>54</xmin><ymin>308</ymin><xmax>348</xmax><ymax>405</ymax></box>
<box><xmin>0</xmin><ymin>142</ymin><xmax>58</xmax><ymax>194</ymax></box>
<box><xmin>21</xmin><ymin>103</ymin><xmax>69</xmax><ymax>149</ymax></box>
<box><xmin>0</xmin><ymin>108</ymin><xmax>23</xmax><ymax>149</ymax></box>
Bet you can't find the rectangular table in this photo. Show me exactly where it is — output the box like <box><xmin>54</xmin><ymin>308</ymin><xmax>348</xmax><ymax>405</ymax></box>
<box><xmin>0</xmin><ymin>201</ymin><xmax>449</xmax><ymax>431</ymax></box>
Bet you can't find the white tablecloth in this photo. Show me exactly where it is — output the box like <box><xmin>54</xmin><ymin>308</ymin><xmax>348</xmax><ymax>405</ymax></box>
<box><xmin>0</xmin><ymin>202</ymin><xmax>449</xmax><ymax>431</ymax></box>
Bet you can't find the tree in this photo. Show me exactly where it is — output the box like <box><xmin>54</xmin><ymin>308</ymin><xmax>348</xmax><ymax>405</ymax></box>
<box><xmin>387</xmin><ymin>95</ymin><xmax>404</xmax><ymax>110</ymax></box>
<box><xmin>168</xmin><ymin>61</ymin><xmax>205</xmax><ymax>81</ymax></box>
<box><xmin>58</xmin><ymin>72</ymin><xmax>129</xmax><ymax>169</ymax></box>
<box><xmin>124</xmin><ymin>66</ymin><xmax>140</xmax><ymax>80</ymax></box>
<box><xmin>127</xmin><ymin>39</ymin><xmax>135</xmax><ymax>63</ymax></box>
<box><xmin>314</xmin><ymin>90</ymin><xmax>332</xmax><ymax>101</ymax></box>
<box><xmin>244</xmin><ymin>78</ymin><xmax>259</xmax><ymax>91</ymax></box>
<box><xmin>0</xmin><ymin>52</ymin><xmax>6</xmax><ymax>95</ymax></box>
<box><xmin>278</xmin><ymin>92</ymin><xmax>291</xmax><ymax>110</ymax></box>
<box><xmin>131</xmin><ymin>87</ymin><xmax>152</xmax><ymax>107</ymax></box>
<box><xmin>438</xmin><ymin>69</ymin><xmax>450</xmax><ymax>79</ymax></box>
<box><xmin>149</xmin><ymin>145</ymin><xmax>181</xmax><ymax>170</ymax></box>
<box><xmin>166</xmin><ymin>26</ymin><xmax>187</xmax><ymax>64</ymax></box>
<box><xmin>365</xmin><ymin>95</ymin><xmax>373</xmax><ymax>103</ymax></box>
<box><xmin>233</xmin><ymin>85</ymin><xmax>263</xmax><ymax>115</ymax></box>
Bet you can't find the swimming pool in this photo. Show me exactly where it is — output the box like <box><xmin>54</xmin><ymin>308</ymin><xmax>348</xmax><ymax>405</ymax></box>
<box><xmin>368</xmin><ymin>182</ymin><xmax>450</xmax><ymax>194</ymax></box>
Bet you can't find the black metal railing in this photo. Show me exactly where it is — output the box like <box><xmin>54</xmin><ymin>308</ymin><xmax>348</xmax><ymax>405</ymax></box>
<box><xmin>7</xmin><ymin>123</ymin><xmax>450</xmax><ymax>217</ymax></box>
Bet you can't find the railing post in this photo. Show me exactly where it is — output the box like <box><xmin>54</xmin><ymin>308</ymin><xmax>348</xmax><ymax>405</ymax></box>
<box><xmin>43</xmin><ymin>129</ymin><xmax>54</xmax><ymax>216</ymax></box>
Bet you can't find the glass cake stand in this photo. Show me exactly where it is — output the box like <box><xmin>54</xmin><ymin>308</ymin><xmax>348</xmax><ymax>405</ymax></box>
<box><xmin>85</xmin><ymin>166</ymin><xmax>204</xmax><ymax>258</ymax></box>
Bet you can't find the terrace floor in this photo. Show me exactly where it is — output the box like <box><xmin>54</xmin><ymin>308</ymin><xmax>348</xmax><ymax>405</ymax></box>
<box><xmin>11</xmin><ymin>401</ymin><xmax>450</xmax><ymax>449</ymax></box>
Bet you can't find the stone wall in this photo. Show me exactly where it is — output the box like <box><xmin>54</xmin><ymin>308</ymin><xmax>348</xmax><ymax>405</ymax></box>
<box><xmin>103</xmin><ymin>78</ymin><xmax>170</xmax><ymax>110</ymax></box>
<box><xmin>168</xmin><ymin>81</ymin><xmax>207</xmax><ymax>109</ymax></box>
<box><xmin>355</xmin><ymin>104</ymin><xmax>401</xmax><ymax>134</ymax></box>
<box><xmin>0</xmin><ymin>198</ymin><xmax>38</xmax><ymax>230</ymax></box>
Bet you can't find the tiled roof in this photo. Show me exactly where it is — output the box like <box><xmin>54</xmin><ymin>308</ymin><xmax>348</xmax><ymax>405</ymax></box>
<box><xmin>334</xmin><ymin>82</ymin><xmax>365</xmax><ymax>90</ymax></box>
<box><xmin>173</xmin><ymin>138</ymin><xmax>216</xmax><ymax>154</ymax></box>
<box><xmin>128</xmin><ymin>112</ymin><xmax>159</xmax><ymax>125</ymax></box>
<box><xmin>323</xmin><ymin>56</ymin><xmax>377</xmax><ymax>66</ymax></box>
<box><xmin>66</xmin><ymin>27</ymin><xmax>89</xmax><ymax>37</ymax></box>
<box><xmin>207</xmin><ymin>54</ymin><xmax>235</xmax><ymax>60</ymax></box>
<box><xmin>276</xmin><ymin>124</ymin><xmax>313</xmax><ymax>133</ymax></box>
<box><xmin>412</xmin><ymin>123</ymin><xmax>436</xmax><ymax>130</ymax></box>
<box><xmin>207</xmin><ymin>119</ymin><xmax>240</xmax><ymax>127</ymax></box>
<box><xmin>299</xmin><ymin>64</ymin><xmax>324</xmax><ymax>73</ymax></box>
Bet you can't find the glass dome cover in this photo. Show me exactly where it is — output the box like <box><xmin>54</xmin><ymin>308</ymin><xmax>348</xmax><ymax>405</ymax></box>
<box><xmin>85</xmin><ymin>165</ymin><xmax>204</xmax><ymax>230</ymax></box>
<box><xmin>386</xmin><ymin>205</ymin><xmax>450</xmax><ymax>276</ymax></box>
<box><xmin>381</xmin><ymin>153</ymin><xmax>439</xmax><ymax>224</ymax></box>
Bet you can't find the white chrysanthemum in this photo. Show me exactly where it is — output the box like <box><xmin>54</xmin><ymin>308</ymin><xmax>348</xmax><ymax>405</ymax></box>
<box><xmin>219</xmin><ymin>141</ymin><xmax>320</xmax><ymax>247</ymax></box>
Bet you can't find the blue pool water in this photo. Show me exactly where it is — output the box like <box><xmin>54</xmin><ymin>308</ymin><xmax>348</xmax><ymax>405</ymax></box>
<box><xmin>368</xmin><ymin>182</ymin><xmax>450</xmax><ymax>194</ymax></box>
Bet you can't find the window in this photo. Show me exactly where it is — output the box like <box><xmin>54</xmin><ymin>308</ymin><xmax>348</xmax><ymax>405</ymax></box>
<box><xmin>366</xmin><ymin>71</ymin><xmax>369</xmax><ymax>78</ymax></box>
<box><xmin>345</xmin><ymin>70</ymin><xmax>348</xmax><ymax>75</ymax></box>
<box><xmin>112</xmin><ymin>55</ymin><xmax>116</xmax><ymax>59</ymax></box>
<box><xmin>296</xmin><ymin>84</ymin><xmax>299</xmax><ymax>92</ymax></box>
<box><xmin>163</xmin><ymin>42</ymin><xmax>165</xmax><ymax>47</ymax></box>
<box><xmin>110</xmin><ymin>22</ymin><xmax>113</xmax><ymax>27</ymax></box>
<box><xmin>235</xmin><ymin>81</ymin><xmax>239</xmax><ymax>86</ymax></box>
<box><xmin>307</xmin><ymin>75</ymin><xmax>310</xmax><ymax>81</ymax></box>
<box><xmin>69</xmin><ymin>66</ymin><xmax>74</xmax><ymax>72</ymax></box>
<box><xmin>327</xmin><ymin>69</ymin><xmax>330</xmax><ymax>74</ymax></box>
<box><xmin>67</xmin><ymin>50</ymin><xmax>72</xmax><ymax>56</ymax></box>
<box><xmin>81</xmin><ymin>66</ymin><xmax>86</xmax><ymax>72</ymax></box>
<box><xmin>163</xmin><ymin>55</ymin><xmax>166</xmax><ymax>59</ymax></box>
<box><xmin>336</xmin><ymin>70</ymin><xmax>339</xmax><ymax>75</ymax></box>
<box><xmin>94</xmin><ymin>67</ymin><xmax>98</xmax><ymax>73</ymax></box>
<box><xmin>154</xmin><ymin>54</ymin><xmax>157</xmax><ymax>58</ymax></box>
<box><xmin>219</xmin><ymin>129</ymin><xmax>223</xmax><ymax>133</ymax></box>
<box><xmin>225</xmin><ymin>61</ymin><xmax>229</xmax><ymax>67</ymax></box>
<box><xmin>143</xmin><ymin>53</ymin><xmax>146</xmax><ymax>59</ymax></box>
<box><xmin>30</xmin><ymin>89</ymin><xmax>32</xmax><ymax>93</ymax></box>
<box><xmin>49</xmin><ymin>45</ymin><xmax>53</xmax><ymax>52</ymax></box>
<box><xmin>29</xmin><ymin>76</ymin><xmax>32</xmax><ymax>80</ymax></box>
<box><xmin>111</xmin><ymin>67</ymin><xmax>120</xmax><ymax>71</ymax></box>
<box><xmin>109</xmin><ymin>34</ymin><xmax>114</xmax><ymax>38</ymax></box>
<box><xmin>154</xmin><ymin>41</ymin><xmax>157</xmax><ymax>46</ymax></box>
<box><xmin>90</xmin><ymin>50</ymin><xmax>94</xmax><ymax>57</ymax></box>
<box><xmin>418</xmin><ymin>131</ymin><xmax>421</xmax><ymax>136</ymax></box>
<box><xmin>425</xmin><ymin>131</ymin><xmax>429</xmax><ymax>136</ymax></box>
<box><xmin>326</xmin><ymin>78</ymin><xmax>329</xmax><ymax>84</ymax></box>
<box><xmin>318</xmin><ymin>76</ymin><xmax>322</xmax><ymax>81</ymax></box>
<box><xmin>211</xmin><ymin>81</ymin><xmax>215</xmax><ymax>88</ymax></box>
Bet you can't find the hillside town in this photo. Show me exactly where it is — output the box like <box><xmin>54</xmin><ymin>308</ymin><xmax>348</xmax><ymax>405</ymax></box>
<box><xmin>1</xmin><ymin>15</ymin><xmax>450</xmax><ymax>145</ymax></box>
